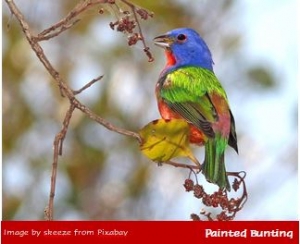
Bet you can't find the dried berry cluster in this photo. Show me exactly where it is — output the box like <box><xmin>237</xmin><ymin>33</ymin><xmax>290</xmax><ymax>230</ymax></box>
<box><xmin>102</xmin><ymin>1</ymin><xmax>154</xmax><ymax>49</ymax></box>
<box><xmin>99</xmin><ymin>1</ymin><xmax>154</xmax><ymax>61</ymax></box>
<box><xmin>136</xmin><ymin>8</ymin><xmax>154</xmax><ymax>20</ymax></box>
<box><xmin>184</xmin><ymin>171</ymin><xmax>247</xmax><ymax>221</ymax></box>
<box><xmin>109</xmin><ymin>16</ymin><xmax>136</xmax><ymax>35</ymax></box>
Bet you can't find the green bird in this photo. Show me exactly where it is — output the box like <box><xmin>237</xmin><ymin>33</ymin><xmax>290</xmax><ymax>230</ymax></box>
<box><xmin>153</xmin><ymin>28</ymin><xmax>238</xmax><ymax>191</ymax></box>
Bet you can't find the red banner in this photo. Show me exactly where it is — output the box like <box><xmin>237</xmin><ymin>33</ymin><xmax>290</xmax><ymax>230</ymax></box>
<box><xmin>1</xmin><ymin>221</ymin><xmax>299</xmax><ymax>244</ymax></box>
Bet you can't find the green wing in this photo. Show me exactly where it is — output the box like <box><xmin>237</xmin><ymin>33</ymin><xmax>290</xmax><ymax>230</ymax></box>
<box><xmin>160</xmin><ymin>67</ymin><xmax>228</xmax><ymax>138</ymax></box>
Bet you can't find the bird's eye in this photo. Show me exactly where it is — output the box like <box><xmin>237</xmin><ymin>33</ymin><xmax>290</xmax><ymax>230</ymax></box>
<box><xmin>177</xmin><ymin>34</ymin><xmax>187</xmax><ymax>42</ymax></box>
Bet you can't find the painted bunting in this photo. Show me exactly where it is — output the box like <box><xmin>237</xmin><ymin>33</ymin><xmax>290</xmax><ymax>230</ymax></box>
<box><xmin>153</xmin><ymin>28</ymin><xmax>238</xmax><ymax>191</ymax></box>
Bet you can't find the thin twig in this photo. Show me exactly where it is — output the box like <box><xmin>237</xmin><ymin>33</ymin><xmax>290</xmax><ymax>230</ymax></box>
<box><xmin>73</xmin><ymin>75</ymin><xmax>103</xmax><ymax>95</ymax></box>
<box><xmin>36</xmin><ymin>0</ymin><xmax>105</xmax><ymax>41</ymax></box>
<box><xmin>164</xmin><ymin>160</ymin><xmax>200</xmax><ymax>170</ymax></box>
<box><xmin>228</xmin><ymin>171</ymin><xmax>248</xmax><ymax>211</ymax></box>
<box><xmin>58</xmin><ymin>104</ymin><xmax>76</xmax><ymax>155</ymax></box>
<box><xmin>120</xmin><ymin>0</ymin><xmax>154</xmax><ymax>62</ymax></box>
<box><xmin>73</xmin><ymin>99</ymin><xmax>142</xmax><ymax>143</ymax></box>
<box><xmin>47</xmin><ymin>104</ymin><xmax>75</xmax><ymax>220</ymax></box>
<box><xmin>121</xmin><ymin>0</ymin><xmax>146</xmax><ymax>48</ymax></box>
<box><xmin>35</xmin><ymin>0</ymin><xmax>154</xmax><ymax>61</ymax></box>
<box><xmin>36</xmin><ymin>19</ymin><xmax>80</xmax><ymax>42</ymax></box>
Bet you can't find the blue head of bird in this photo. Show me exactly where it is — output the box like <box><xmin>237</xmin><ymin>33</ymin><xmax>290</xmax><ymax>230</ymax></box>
<box><xmin>154</xmin><ymin>28</ymin><xmax>214</xmax><ymax>72</ymax></box>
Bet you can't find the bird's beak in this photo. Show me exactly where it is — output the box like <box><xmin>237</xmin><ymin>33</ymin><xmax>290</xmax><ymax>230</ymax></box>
<box><xmin>153</xmin><ymin>34</ymin><xmax>174</xmax><ymax>49</ymax></box>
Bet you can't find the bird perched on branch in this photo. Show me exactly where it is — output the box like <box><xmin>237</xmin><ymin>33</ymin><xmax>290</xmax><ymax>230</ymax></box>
<box><xmin>153</xmin><ymin>28</ymin><xmax>238</xmax><ymax>191</ymax></box>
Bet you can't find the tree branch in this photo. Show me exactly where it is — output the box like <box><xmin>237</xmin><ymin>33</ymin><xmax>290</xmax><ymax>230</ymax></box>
<box><xmin>33</xmin><ymin>0</ymin><xmax>154</xmax><ymax>62</ymax></box>
<box><xmin>5</xmin><ymin>0</ymin><xmax>143</xmax><ymax>220</ymax></box>
<box><xmin>36</xmin><ymin>0</ymin><xmax>105</xmax><ymax>41</ymax></box>
<box><xmin>120</xmin><ymin>0</ymin><xmax>154</xmax><ymax>61</ymax></box>
<box><xmin>6</xmin><ymin>0</ymin><xmax>201</xmax><ymax>221</ymax></box>
<box><xmin>72</xmin><ymin>75</ymin><xmax>104</xmax><ymax>95</ymax></box>
<box><xmin>163</xmin><ymin>160</ymin><xmax>200</xmax><ymax>170</ymax></box>
<box><xmin>5</xmin><ymin>0</ymin><xmax>140</xmax><ymax>142</ymax></box>
<box><xmin>45</xmin><ymin>104</ymin><xmax>75</xmax><ymax>220</ymax></box>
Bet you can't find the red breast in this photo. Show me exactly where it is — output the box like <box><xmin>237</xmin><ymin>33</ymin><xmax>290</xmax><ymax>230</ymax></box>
<box><xmin>157</xmin><ymin>97</ymin><xmax>206</xmax><ymax>146</ymax></box>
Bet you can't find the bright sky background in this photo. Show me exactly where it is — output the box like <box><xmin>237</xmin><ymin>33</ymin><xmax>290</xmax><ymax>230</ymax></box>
<box><xmin>242</xmin><ymin>0</ymin><xmax>297</xmax><ymax>149</ymax></box>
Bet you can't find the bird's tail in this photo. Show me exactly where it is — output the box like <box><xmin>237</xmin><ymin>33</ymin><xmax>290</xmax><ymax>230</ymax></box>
<box><xmin>202</xmin><ymin>137</ymin><xmax>230</xmax><ymax>191</ymax></box>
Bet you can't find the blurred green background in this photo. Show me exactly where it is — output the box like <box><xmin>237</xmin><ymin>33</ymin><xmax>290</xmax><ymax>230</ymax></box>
<box><xmin>2</xmin><ymin>0</ymin><xmax>297</xmax><ymax>220</ymax></box>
